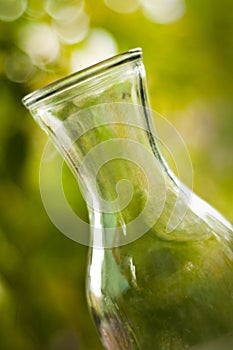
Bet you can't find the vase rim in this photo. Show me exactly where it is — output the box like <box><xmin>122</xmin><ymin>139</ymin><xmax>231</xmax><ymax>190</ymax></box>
<box><xmin>22</xmin><ymin>48</ymin><xmax>142</xmax><ymax>108</ymax></box>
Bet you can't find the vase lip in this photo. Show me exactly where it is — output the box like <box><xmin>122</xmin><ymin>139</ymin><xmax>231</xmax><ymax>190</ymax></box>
<box><xmin>22</xmin><ymin>48</ymin><xmax>142</xmax><ymax>109</ymax></box>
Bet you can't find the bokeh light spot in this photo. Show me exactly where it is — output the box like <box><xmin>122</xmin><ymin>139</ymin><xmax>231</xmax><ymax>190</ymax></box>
<box><xmin>26</xmin><ymin>0</ymin><xmax>46</xmax><ymax>18</ymax></box>
<box><xmin>5</xmin><ymin>51</ymin><xmax>34</xmax><ymax>83</ymax></box>
<box><xmin>53</xmin><ymin>10</ymin><xmax>89</xmax><ymax>45</ymax></box>
<box><xmin>71</xmin><ymin>28</ymin><xmax>118</xmax><ymax>72</ymax></box>
<box><xmin>104</xmin><ymin>0</ymin><xmax>140</xmax><ymax>14</ymax></box>
<box><xmin>45</xmin><ymin>0</ymin><xmax>84</xmax><ymax>22</ymax></box>
<box><xmin>142</xmin><ymin>0</ymin><xmax>186</xmax><ymax>24</ymax></box>
<box><xmin>0</xmin><ymin>0</ymin><xmax>27</xmax><ymax>22</ymax></box>
<box><xmin>18</xmin><ymin>23</ymin><xmax>60</xmax><ymax>66</ymax></box>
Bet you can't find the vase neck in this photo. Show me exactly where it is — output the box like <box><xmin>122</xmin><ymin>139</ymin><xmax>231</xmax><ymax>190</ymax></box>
<box><xmin>33</xmin><ymin>53</ymin><xmax>170</xmax><ymax>203</ymax></box>
<box><xmin>23</xmin><ymin>49</ymin><xmax>177</xmax><ymax>246</ymax></box>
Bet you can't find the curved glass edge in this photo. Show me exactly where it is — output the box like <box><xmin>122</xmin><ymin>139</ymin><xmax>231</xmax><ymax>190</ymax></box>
<box><xmin>22</xmin><ymin>48</ymin><xmax>142</xmax><ymax>109</ymax></box>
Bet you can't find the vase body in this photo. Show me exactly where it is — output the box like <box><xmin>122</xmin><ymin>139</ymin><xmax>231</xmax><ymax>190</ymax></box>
<box><xmin>23</xmin><ymin>49</ymin><xmax>233</xmax><ymax>350</ymax></box>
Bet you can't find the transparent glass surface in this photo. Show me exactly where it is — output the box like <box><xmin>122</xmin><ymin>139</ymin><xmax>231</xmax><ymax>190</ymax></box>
<box><xmin>23</xmin><ymin>48</ymin><xmax>233</xmax><ymax>350</ymax></box>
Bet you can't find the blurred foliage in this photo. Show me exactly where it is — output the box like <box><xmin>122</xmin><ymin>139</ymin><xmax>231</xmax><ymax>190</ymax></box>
<box><xmin>0</xmin><ymin>0</ymin><xmax>233</xmax><ymax>349</ymax></box>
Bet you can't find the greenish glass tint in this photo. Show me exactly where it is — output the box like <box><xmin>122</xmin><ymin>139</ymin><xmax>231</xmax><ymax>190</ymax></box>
<box><xmin>23</xmin><ymin>49</ymin><xmax>233</xmax><ymax>350</ymax></box>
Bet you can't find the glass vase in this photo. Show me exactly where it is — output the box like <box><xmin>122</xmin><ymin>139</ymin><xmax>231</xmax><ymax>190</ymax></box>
<box><xmin>22</xmin><ymin>48</ymin><xmax>233</xmax><ymax>350</ymax></box>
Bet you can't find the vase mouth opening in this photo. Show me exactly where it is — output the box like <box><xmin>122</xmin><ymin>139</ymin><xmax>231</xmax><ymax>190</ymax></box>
<box><xmin>22</xmin><ymin>48</ymin><xmax>142</xmax><ymax>109</ymax></box>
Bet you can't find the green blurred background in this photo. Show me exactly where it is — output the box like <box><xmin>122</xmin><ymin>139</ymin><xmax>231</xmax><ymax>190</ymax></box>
<box><xmin>0</xmin><ymin>0</ymin><xmax>233</xmax><ymax>349</ymax></box>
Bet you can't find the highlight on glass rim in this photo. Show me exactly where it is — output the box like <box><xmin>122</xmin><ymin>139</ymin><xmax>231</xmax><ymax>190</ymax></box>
<box><xmin>1</xmin><ymin>1</ymin><xmax>233</xmax><ymax>349</ymax></box>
